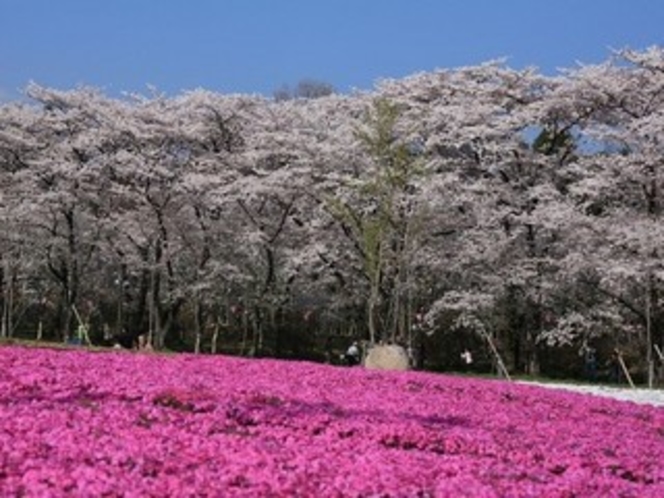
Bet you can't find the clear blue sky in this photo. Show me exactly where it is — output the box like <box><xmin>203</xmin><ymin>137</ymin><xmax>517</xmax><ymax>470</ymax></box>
<box><xmin>1</xmin><ymin>0</ymin><xmax>662</xmax><ymax>101</ymax></box>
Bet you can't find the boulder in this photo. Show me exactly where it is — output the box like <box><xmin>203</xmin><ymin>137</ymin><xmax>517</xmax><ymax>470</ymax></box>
<box><xmin>363</xmin><ymin>344</ymin><xmax>410</xmax><ymax>371</ymax></box>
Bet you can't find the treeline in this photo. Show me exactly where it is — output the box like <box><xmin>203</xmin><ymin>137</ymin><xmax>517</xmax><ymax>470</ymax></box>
<box><xmin>1</xmin><ymin>47</ymin><xmax>663</xmax><ymax>381</ymax></box>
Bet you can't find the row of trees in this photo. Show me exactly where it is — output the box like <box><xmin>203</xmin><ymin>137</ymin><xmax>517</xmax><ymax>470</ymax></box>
<box><xmin>1</xmin><ymin>47</ymin><xmax>663</xmax><ymax>380</ymax></box>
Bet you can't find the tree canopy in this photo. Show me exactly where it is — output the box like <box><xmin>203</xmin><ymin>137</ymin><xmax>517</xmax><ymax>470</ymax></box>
<box><xmin>1</xmin><ymin>47</ymin><xmax>663</xmax><ymax>380</ymax></box>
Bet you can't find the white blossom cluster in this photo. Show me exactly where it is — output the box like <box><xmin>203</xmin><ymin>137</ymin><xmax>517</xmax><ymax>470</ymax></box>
<box><xmin>0</xmin><ymin>48</ymin><xmax>662</xmax><ymax>366</ymax></box>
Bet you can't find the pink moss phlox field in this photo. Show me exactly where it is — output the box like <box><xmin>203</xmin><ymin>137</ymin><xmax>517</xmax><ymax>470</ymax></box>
<box><xmin>1</xmin><ymin>346</ymin><xmax>663</xmax><ymax>497</ymax></box>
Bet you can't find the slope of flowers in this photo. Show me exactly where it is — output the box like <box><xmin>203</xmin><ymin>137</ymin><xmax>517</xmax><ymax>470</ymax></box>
<box><xmin>1</xmin><ymin>346</ymin><xmax>663</xmax><ymax>497</ymax></box>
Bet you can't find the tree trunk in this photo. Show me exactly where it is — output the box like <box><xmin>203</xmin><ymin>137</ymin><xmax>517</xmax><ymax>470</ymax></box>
<box><xmin>250</xmin><ymin>306</ymin><xmax>263</xmax><ymax>356</ymax></box>
<box><xmin>368</xmin><ymin>292</ymin><xmax>378</xmax><ymax>344</ymax></box>
<box><xmin>194</xmin><ymin>300</ymin><xmax>203</xmax><ymax>354</ymax></box>
<box><xmin>240</xmin><ymin>307</ymin><xmax>249</xmax><ymax>355</ymax></box>
<box><xmin>211</xmin><ymin>320</ymin><xmax>220</xmax><ymax>355</ymax></box>
<box><xmin>0</xmin><ymin>259</ymin><xmax>10</xmax><ymax>339</ymax></box>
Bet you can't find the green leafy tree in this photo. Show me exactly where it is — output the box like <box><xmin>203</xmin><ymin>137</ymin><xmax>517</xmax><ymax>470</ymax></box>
<box><xmin>328</xmin><ymin>98</ymin><xmax>427</xmax><ymax>344</ymax></box>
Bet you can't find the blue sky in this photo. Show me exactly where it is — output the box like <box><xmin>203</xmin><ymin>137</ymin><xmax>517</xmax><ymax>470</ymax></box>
<box><xmin>1</xmin><ymin>0</ymin><xmax>662</xmax><ymax>101</ymax></box>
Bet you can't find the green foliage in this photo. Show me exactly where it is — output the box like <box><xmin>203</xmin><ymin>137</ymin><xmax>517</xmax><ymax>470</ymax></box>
<box><xmin>354</xmin><ymin>98</ymin><xmax>426</xmax><ymax>191</ymax></box>
<box><xmin>326</xmin><ymin>98</ymin><xmax>428</xmax><ymax>343</ymax></box>
<box><xmin>532</xmin><ymin>127</ymin><xmax>576</xmax><ymax>157</ymax></box>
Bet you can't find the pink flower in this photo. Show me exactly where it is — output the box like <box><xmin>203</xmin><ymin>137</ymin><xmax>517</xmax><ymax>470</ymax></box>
<box><xmin>1</xmin><ymin>345</ymin><xmax>663</xmax><ymax>496</ymax></box>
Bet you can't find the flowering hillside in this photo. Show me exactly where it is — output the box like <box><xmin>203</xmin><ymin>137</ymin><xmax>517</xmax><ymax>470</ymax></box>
<box><xmin>1</xmin><ymin>346</ymin><xmax>663</xmax><ymax>497</ymax></box>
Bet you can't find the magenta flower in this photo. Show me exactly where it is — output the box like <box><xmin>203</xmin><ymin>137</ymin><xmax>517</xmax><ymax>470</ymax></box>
<box><xmin>1</xmin><ymin>345</ymin><xmax>663</xmax><ymax>496</ymax></box>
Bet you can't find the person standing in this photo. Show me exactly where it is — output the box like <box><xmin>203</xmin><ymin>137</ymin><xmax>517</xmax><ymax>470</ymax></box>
<box><xmin>583</xmin><ymin>346</ymin><xmax>598</xmax><ymax>382</ymax></box>
<box><xmin>345</xmin><ymin>341</ymin><xmax>360</xmax><ymax>366</ymax></box>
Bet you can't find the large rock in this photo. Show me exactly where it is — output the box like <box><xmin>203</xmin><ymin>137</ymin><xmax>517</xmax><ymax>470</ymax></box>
<box><xmin>363</xmin><ymin>344</ymin><xmax>410</xmax><ymax>371</ymax></box>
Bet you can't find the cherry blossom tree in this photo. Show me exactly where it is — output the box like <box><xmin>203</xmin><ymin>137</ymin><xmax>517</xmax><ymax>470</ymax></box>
<box><xmin>1</xmin><ymin>47</ymin><xmax>663</xmax><ymax>380</ymax></box>
<box><xmin>1</xmin><ymin>85</ymin><xmax>119</xmax><ymax>340</ymax></box>
<box><xmin>549</xmin><ymin>48</ymin><xmax>664</xmax><ymax>381</ymax></box>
